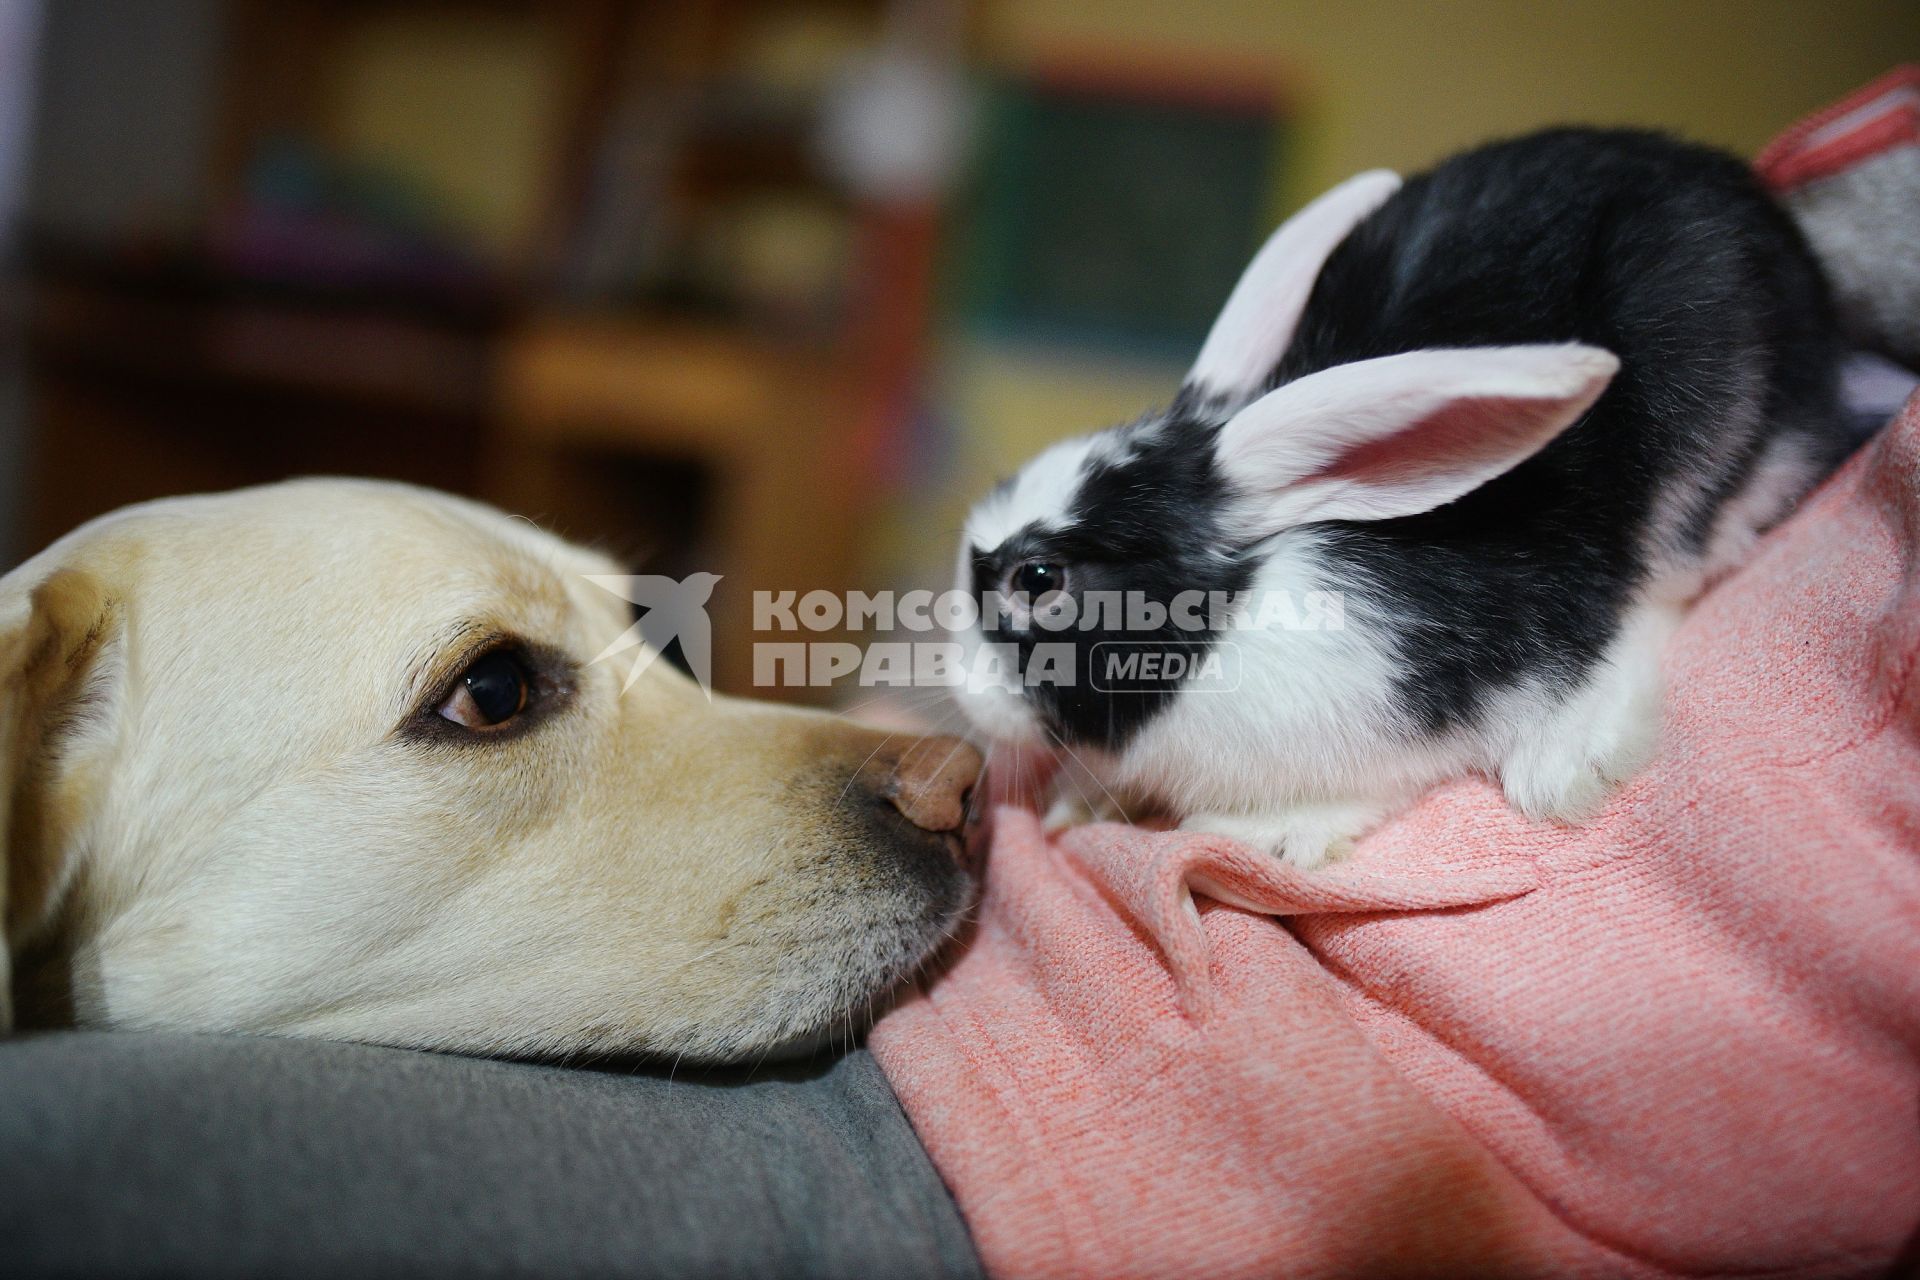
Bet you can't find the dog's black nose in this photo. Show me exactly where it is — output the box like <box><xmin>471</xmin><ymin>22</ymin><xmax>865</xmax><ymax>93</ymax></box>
<box><xmin>877</xmin><ymin>736</ymin><xmax>982</xmax><ymax>835</ymax></box>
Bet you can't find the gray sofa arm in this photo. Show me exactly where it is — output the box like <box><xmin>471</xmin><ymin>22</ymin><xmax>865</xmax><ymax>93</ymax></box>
<box><xmin>0</xmin><ymin>1032</ymin><xmax>981</xmax><ymax>1280</ymax></box>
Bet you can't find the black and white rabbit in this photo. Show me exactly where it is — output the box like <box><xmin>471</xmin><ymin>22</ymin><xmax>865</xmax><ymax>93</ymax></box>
<box><xmin>953</xmin><ymin>128</ymin><xmax>1851</xmax><ymax>866</ymax></box>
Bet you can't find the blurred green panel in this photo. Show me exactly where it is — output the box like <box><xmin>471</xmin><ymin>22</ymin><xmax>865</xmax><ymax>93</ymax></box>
<box><xmin>958</xmin><ymin>73</ymin><xmax>1283</xmax><ymax>354</ymax></box>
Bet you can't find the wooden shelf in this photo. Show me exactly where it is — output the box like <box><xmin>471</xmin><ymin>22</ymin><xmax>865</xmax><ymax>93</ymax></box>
<box><xmin>490</xmin><ymin>310</ymin><xmax>865</xmax><ymax>700</ymax></box>
<box><xmin>30</xmin><ymin>275</ymin><xmax>492</xmax><ymax>419</ymax></box>
<box><xmin>497</xmin><ymin>314</ymin><xmax>832</xmax><ymax>458</ymax></box>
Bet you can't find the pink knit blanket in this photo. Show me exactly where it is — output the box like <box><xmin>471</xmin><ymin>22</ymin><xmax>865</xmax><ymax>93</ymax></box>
<box><xmin>872</xmin><ymin>385</ymin><xmax>1920</xmax><ymax>1274</ymax></box>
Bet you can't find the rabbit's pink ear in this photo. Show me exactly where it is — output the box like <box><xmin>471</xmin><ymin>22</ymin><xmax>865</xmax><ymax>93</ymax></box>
<box><xmin>1215</xmin><ymin>345</ymin><xmax>1620</xmax><ymax>537</ymax></box>
<box><xmin>1183</xmin><ymin>169</ymin><xmax>1402</xmax><ymax>403</ymax></box>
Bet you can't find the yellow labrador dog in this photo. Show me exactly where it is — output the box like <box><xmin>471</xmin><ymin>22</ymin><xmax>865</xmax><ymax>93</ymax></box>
<box><xmin>0</xmin><ymin>479</ymin><xmax>981</xmax><ymax>1062</ymax></box>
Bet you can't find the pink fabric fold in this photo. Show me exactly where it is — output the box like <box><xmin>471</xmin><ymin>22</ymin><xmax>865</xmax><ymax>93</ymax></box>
<box><xmin>1755</xmin><ymin>64</ymin><xmax>1919</xmax><ymax>191</ymax></box>
<box><xmin>873</xmin><ymin>393</ymin><xmax>1920</xmax><ymax>1278</ymax></box>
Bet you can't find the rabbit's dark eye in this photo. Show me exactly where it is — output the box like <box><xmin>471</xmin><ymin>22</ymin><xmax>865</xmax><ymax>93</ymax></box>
<box><xmin>1011</xmin><ymin>561</ymin><xmax>1066</xmax><ymax>598</ymax></box>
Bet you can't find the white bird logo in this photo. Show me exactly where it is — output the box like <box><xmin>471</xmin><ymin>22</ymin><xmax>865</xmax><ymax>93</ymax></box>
<box><xmin>585</xmin><ymin>573</ymin><xmax>724</xmax><ymax>698</ymax></box>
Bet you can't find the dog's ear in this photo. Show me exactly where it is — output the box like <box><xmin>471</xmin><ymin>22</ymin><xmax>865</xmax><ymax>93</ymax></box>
<box><xmin>1</xmin><ymin>569</ymin><xmax>123</xmax><ymax>1030</ymax></box>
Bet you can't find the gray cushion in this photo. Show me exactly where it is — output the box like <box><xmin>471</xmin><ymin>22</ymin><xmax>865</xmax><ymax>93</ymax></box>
<box><xmin>0</xmin><ymin>1031</ymin><xmax>982</xmax><ymax>1279</ymax></box>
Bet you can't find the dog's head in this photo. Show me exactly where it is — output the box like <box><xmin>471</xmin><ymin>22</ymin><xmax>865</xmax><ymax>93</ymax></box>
<box><xmin>0</xmin><ymin>479</ymin><xmax>979</xmax><ymax>1062</ymax></box>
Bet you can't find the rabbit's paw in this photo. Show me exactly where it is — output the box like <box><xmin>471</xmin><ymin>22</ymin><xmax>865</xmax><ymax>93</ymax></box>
<box><xmin>1499</xmin><ymin>608</ymin><xmax>1671</xmax><ymax>821</ymax></box>
<box><xmin>1180</xmin><ymin>802</ymin><xmax>1380</xmax><ymax>868</ymax></box>
<box><xmin>1042</xmin><ymin>789</ymin><xmax>1128</xmax><ymax>833</ymax></box>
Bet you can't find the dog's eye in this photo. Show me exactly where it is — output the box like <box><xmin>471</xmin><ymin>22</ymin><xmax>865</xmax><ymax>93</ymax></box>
<box><xmin>438</xmin><ymin>650</ymin><xmax>530</xmax><ymax>730</ymax></box>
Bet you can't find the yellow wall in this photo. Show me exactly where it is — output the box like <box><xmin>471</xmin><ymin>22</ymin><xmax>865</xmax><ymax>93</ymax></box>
<box><xmin>327</xmin><ymin>11</ymin><xmax>567</xmax><ymax>261</ymax></box>
<box><xmin>983</xmin><ymin>0</ymin><xmax>1920</xmax><ymax>215</ymax></box>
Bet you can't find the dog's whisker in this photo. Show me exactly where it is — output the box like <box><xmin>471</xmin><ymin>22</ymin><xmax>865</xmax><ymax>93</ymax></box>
<box><xmin>964</xmin><ymin>740</ymin><xmax>997</xmax><ymax>827</ymax></box>
<box><xmin>1048</xmin><ymin>734</ymin><xmax>1101</xmax><ymax>823</ymax></box>
<box><xmin>1047</xmin><ymin>728</ymin><xmax>1134</xmax><ymax>825</ymax></box>
<box><xmin>960</xmin><ymin>743</ymin><xmax>990</xmax><ymax>828</ymax></box>
<box><xmin>656</xmin><ymin>935</ymin><xmax>758</xmax><ymax>985</ymax></box>
<box><xmin>836</xmin><ymin>731</ymin><xmax>902</xmax><ymax>808</ymax></box>
<box><xmin>666</xmin><ymin>1048</ymin><xmax>688</xmax><ymax>1094</ymax></box>
<box><xmin>831</xmin><ymin>684</ymin><xmax>950</xmax><ymax>722</ymax></box>
<box><xmin>920</xmin><ymin>733</ymin><xmax>975</xmax><ymax>798</ymax></box>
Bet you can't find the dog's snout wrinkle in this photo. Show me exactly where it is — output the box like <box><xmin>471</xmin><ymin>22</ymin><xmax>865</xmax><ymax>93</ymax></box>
<box><xmin>878</xmin><ymin>736</ymin><xmax>984</xmax><ymax>835</ymax></box>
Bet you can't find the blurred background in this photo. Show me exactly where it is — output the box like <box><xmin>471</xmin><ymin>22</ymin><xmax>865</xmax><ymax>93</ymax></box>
<box><xmin>0</xmin><ymin>0</ymin><xmax>1913</xmax><ymax>698</ymax></box>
